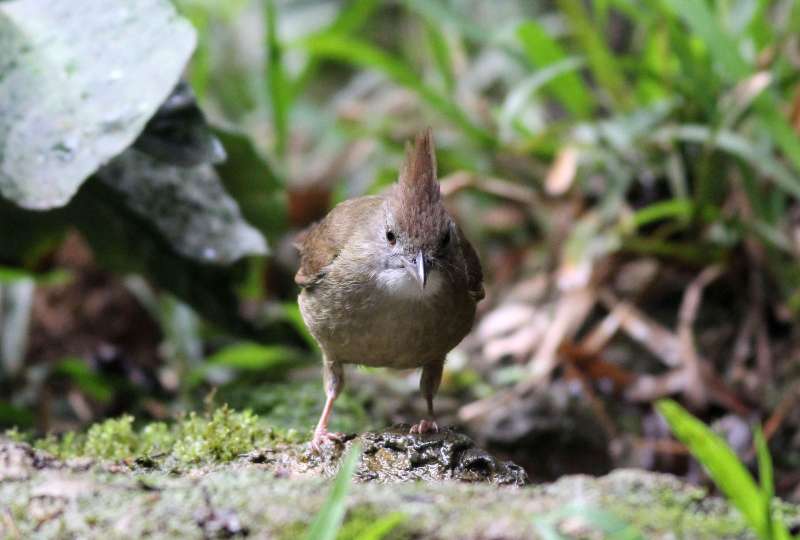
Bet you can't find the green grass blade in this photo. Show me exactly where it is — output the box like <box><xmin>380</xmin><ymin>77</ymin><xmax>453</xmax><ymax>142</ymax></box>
<box><xmin>402</xmin><ymin>0</ymin><xmax>525</xmax><ymax>64</ymax></box>
<box><xmin>178</xmin><ymin>7</ymin><xmax>211</xmax><ymax>101</ymax></box>
<box><xmin>649</xmin><ymin>124</ymin><xmax>800</xmax><ymax>199</ymax></box>
<box><xmin>756</xmin><ymin>103</ymin><xmax>800</xmax><ymax>174</ymax></box>
<box><xmin>301</xmin><ymin>33</ymin><xmax>495</xmax><ymax>146</ymax></box>
<box><xmin>0</xmin><ymin>266</ymin><xmax>71</xmax><ymax>285</ymax></box>
<box><xmin>403</xmin><ymin>0</ymin><xmax>490</xmax><ymax>44</ymax></box>
<box><xmin>263</xmin><ymin>0</ymin><xmax>290</xmax><ymax>159</ymax></box>
<box><xmin>754</xmin><ymin>427</ymin><xmax>793</xmax><ymax>540</ymax></box>
<box><xmin>657</xmin><ymin>400</ymin><xmax>768</xmax><ymax>539</ymax></box>
<box><xmin>635</xmin><ymin>22</ymin><xmax>670</xmax><ymax>104</ymax></box>
<box><xmin>659</xmin><ymin>0</ymin><xmax>749</xmax><ymax>80</ymax></box>
<box><xmin>598</xmin><ymin>0</ymin><xmax>644</xmax><ymax>21</ymax></box>
<box><xmin>53</xmin><ymin>358</ymin><xmax>114</xmax><ymax>403</ymax></box>
<box><xmin>328</xmin><ymin>0</ymin><xmax>381</xmax><ymax>34</ymax></box>
<box><xmin>305</xmin><ymin>443</ymin><xmax>362</xmax><ymax>540</ymax></box>
<box><xmin>621</xmin><ymin>237</ymin><xmax>726</xmax><ymax>264</ymax></box>
<box><xmin>628</xmin><ymin>198</ymin><xmax>694</xmax><ymax>229</ymax></box>
<box><xmin>754</xmin><ymin>426</ymin><xmax>776</xmax><ymax>540</ymax></box>
<box><xmin>555</xmin><ymin>0</ymin><xmax>630</xmax><ymax>110</ymax></box>
<box><xmin>186</xmin><ymin>344</ymin><xmax>308</xmax><ymax>387</ymax></box>
<box><xmin>292</xmin><ymin>0</ymin><xmax>381</xmax><ymax>95</ymax></box>
<box><xmin>746</xmin><ymin>0</ymin><xmax>773</xmax><ymax>50</ymax></box>
<box><xmin>516</xmin><ymin>20</ymin><xmax>593</xmax><ymax>117</ymax></box>
<box><xmin>499</xmin><ymin>57</ymin><xmax>585</xmax><ymax>134</ymax></box>
<box><xmin>205</xmin><ymin>343</ymin><xmax>303</xmax><ymax>371</ymax></box>
<box><xmin>426</xmin><ymin>21</ymin><xmax>455</xmax><ymax>95</ymax></box>
<box><xmin>660</xmin><ymin>0</ymin><xmax>800</xmax><ymax>176</ymax></box>
<box><xmin>755</xmin><ymin>427</ymin><xmax>774</xmax><ymax>502</ymax></box>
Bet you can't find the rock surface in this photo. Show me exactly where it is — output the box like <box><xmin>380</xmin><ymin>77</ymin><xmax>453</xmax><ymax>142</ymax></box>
<box><xmin>0</xmin><ymin>429</ymin><xmax>793</xmax><ymax>539</ymax></box>
<box><xmin>246</xmin><ymin>424</ymin><xmax>527</xmax><ymax>486</ymax></box>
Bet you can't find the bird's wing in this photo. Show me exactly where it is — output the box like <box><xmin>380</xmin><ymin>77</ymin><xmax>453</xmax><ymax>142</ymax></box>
<box><xmin>458</xmin><ymin>226</ymin><xmax>485</xmax><ymax>301</ymax></box>
<box><xmin>294</xmin><ymin>196</ymin><xmax>384</xmax><ymax>288</ymax></box>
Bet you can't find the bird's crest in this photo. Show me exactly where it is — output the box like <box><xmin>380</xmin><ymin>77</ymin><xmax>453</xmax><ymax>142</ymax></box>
<box><xmin>389</xmin><ymin>129</ymin><xmax>448</xmax><ymax>244</ymax></box>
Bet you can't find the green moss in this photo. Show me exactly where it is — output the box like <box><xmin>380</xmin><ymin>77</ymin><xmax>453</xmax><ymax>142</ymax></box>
<box><xmin>36</xmin><ymin>430</ymin><xmax>86</xmax><ymax>458</ymax></box>
<box><xmin>140</xmin><ymin>421</ymin><xmax>172</xmax><ymax>455</ymax></box>
<box><xmin>172</xmin><ymin>406</ymin><xmax>264</xmax><ymax>463</ymax></box>
<box><xmin>609</xmin><ymin>502</ymin><xmax>747</xmax><ymax>538</ymax></box>
<box><xmin>30</xmin><ymin>404</ymin><xmax>275</xmax><ymax>464</ymax></box>
<box><xmin>84</xmin><ymin>415</ymin><xmax>138</xmax><ymax>460</ymax></box>
<box><xmin>3</xmin><ymin>426</ymin><xmax>30</xmax><ymax>443</ymax></box>
<box><xmin>603</xmin><ymin>482</ymin><xmax>749</xmax><ymax>538</ymax></box>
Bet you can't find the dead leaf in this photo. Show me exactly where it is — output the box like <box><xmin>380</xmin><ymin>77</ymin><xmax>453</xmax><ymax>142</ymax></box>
<box><xmin>529</xmin><ymin>287</ymin><xmax>596</xmax><ymax>381</ymax></box>
<box><xmin>545</xmin><ymin>146</ymin><xmax>579</xmax><ymax>196</ymax></box>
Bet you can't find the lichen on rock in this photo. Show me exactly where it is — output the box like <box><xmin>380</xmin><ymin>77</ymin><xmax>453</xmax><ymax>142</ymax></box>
<box><xmin>1</xmin><ymin>416</ymin><xmax>797</xmax><ymax>539</ymax></box>
<box><xmin>250</xmin><ymin>424</ymin><xmax>528</xmax><ymax>485</ymax></box>
<box><xmin>0</xmin><ymin>434</ymin><xmax>780</xmax><ymax>539</ymax></box>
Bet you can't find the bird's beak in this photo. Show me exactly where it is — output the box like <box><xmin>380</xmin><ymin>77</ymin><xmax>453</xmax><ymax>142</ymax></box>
<box><xmin>416</xmin><ymin>251</ymin><xmax>427</xmax><ymax>289</ymax></box>
<box><xmin>409</xmin><ymin>250</ymin><xmax>428</xmax><ymax>291</ymax></box>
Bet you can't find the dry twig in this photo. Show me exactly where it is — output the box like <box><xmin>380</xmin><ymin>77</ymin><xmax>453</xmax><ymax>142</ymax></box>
<box><xmin>439</xmin><ymin>171</ymin><xmax>540</xmax><ymax>206</ymax></box>
<box><xmin>677</xmin><ymin>265</ymin><xmax>724</xmax><ymax>407</ymax></box>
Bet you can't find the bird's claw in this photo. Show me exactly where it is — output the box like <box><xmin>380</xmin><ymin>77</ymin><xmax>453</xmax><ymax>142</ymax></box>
<box><xmin>310</xmin><ymin>429</ymin><xmax>345</xmax><ymax>453</ymax></box>
<box><xmin>409</xmin><ymin>419</ymin><xmax>438</xmax><ymax>435</ymax></box>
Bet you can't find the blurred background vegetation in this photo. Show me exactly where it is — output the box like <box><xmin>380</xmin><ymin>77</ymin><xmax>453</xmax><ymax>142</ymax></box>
<box><xmin>4</xmin><ymin>0</ymin><xmax>800</xmax><ymax>500</ymax></box>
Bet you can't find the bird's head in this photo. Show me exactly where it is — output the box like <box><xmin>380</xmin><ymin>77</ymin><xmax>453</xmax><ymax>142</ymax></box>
<box><xmin>380</xmin><ymin>129</ymin><xmax>455</xmax><ymax>294</ymax></box>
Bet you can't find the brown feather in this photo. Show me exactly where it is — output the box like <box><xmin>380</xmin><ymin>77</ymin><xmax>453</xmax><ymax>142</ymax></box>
<box><xmin>457</xmin><ymin>225</ymin><xmax>485</xmax><ymax>300</ymax></box>
<box><xmin>294</xmin><ymin>196</ymin><xmax>384</xmax><ymax>287</ymax></box>
<box><xmin>389</xmin><ymin>128</ymin><xmax>449</xmax><ymax>246</ymax></box>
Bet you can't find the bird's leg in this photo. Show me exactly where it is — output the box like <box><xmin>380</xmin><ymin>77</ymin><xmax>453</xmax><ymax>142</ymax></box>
<box><xmin>410</xmin><ymin>361</ymin><xmax>442</xmax><ymax>434</ymax></box>
<box><xmin>312</xmin><ymin>359</ymin><xmax>345</xmax><ymax>452</ymax></box>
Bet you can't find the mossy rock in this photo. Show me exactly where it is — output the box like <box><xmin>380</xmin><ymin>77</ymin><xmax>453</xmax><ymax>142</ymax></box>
<box><xmin>1</xmin><ymin>431</ymin><xmax>795</xmax><ymax>538</ymax></box>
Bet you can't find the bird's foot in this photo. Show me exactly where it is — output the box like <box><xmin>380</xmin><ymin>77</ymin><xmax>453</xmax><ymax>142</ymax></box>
<box><xmin>409</xmin><ymin>419</ymin><xmax>439</xmax><ymax>435</ymax></box>
<box><xmin>310</xmin><ymin>429</ymin><xmax>345</xmax><ymax>453</ymax></box>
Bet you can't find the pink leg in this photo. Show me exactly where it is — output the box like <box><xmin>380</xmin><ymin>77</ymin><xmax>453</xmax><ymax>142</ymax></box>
<box><xmin>311</xmin><ymin>360</ymin><xmax>345</xmax><ymax>452</ymax></box>
<box><xmin>312</xmin><ymin>394</ymin><xmax>344</xmax><ymax>451</ymax></box>
<box><xmin>410</xmin><ymin>418</ymin><xmax>438</xmax><ymax>434</ymax></box>
<box><xmin>410</xmin><ymin>361</ymin><xmax>442</xmax><ymax>435</ymax></box>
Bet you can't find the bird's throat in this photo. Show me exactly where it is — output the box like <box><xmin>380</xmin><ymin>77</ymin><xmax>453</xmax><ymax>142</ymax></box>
<box><xmin>375</xmin><ymin>268</ymin><xmax>443</xmax><ymax>300</ymax></box>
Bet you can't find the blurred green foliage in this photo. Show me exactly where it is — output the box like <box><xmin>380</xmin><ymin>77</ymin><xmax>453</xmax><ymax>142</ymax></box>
<box><xmin>658</xmin><ymin>400</ymin><xmax>793</xmax><ymax>540</ymax></box>
<box><xmin>179</xmin><ymin>0</ymin><xmax>800</xmax><ymax>308</ymax></box>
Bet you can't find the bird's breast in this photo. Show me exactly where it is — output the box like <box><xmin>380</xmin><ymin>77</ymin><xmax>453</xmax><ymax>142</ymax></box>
<box><xmin>299</xmin><ymin>268</ymin><xmax>474</xmax><ymax>368</ymax></box>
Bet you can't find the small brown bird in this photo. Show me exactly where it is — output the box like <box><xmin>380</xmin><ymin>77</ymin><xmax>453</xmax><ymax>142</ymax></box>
<box><xmin>295</xmin><ymin>129</ymin><xmax>484</xmax><ymax>451</ymax></box>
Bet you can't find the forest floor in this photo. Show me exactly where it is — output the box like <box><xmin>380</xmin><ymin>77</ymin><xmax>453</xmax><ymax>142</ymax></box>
<box><xmin>1</xmin><ymin>426</ymin><xmax>791</xmax><ymax>539</ymax></box>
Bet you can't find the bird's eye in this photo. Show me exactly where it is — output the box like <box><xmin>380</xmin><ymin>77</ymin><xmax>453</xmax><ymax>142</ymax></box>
<box><xmin>386</xmin><ymin>230</ymin><xmax>396</xmax><ymax>246</ymax></box>
<box><xmin>440</xmin><ymin>228</ymin><xmax>450</xmax><ymax>248</ymax></box>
